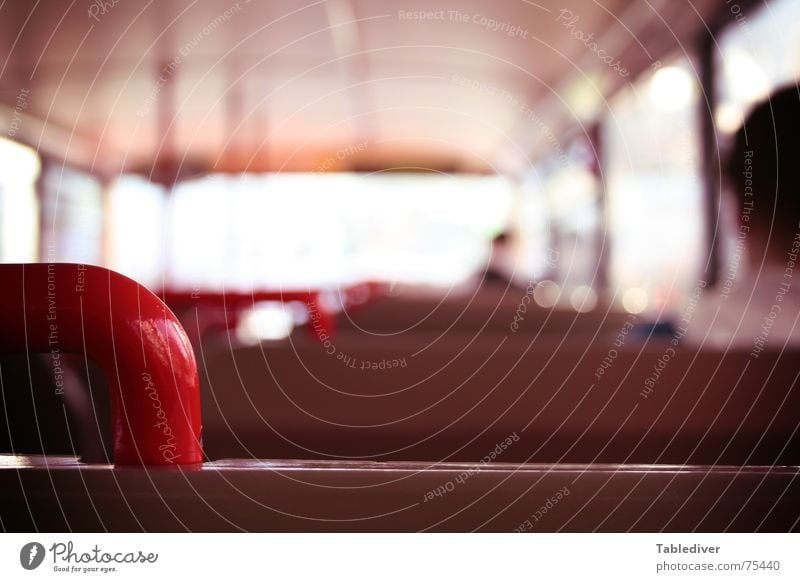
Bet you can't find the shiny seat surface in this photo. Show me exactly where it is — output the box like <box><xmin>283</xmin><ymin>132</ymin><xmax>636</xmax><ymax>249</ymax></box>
<box><xmin>2</xmin><ymin>456</ymin><xmax>798</xmax><ymax>532</ymax></box>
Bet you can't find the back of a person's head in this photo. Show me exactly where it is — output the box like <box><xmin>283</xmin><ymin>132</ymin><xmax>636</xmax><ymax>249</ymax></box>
<box><xmin>729</xmin><ymin>85</ymin><xmax>800</xmax><ymax>243</ymax></box>
<box><xmin>491</xmin><ymin>231</ymin><xmax>511</xmax><ymax>247</ymax></box>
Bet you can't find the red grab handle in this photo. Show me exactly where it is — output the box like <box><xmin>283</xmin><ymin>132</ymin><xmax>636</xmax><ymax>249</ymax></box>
<box><xmin>0</xmin><ymin>264</ymin><xmax>203</xmax><ymax>466</ymax></box>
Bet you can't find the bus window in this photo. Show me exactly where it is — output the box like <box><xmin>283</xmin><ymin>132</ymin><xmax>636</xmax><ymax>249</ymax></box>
<box><xmin>544</xmin><ymin>138</ymin><xmax>601</xmax><ymax>307</ymax></box>
<box><xmin>713</xmin><ymin>0</ymin><xmax>800</xmax><ymax>299</ymax></box>
<box><xmin>517</xmin><ymin>138</ymin><xmax>601</xmax><ymax>310</ymax></box>
<box><xmin>40</xmin><ymin>166</ymin><xmax>103</xmax><ymax>264</ymax></box>
<box><xmin>107</xmin><ymin>175</ymin><xmax>167</xmax><ymax>288</ymax></box>
<box><xmin>161</xmin><ymin>172</ymin><xmax>514</xmax><ymax>291</ymax></box>
<box><xmin>603</xmin><ymin>55</ymin><xmax>703</xmax><ymax>315</ymax></box>
<box><xmin>0</xmin><ymin>137</ymin><xmax>40</xmax><ymax>263</ymax></box>
<box><xmin>517</xmin><ymin>172</ymin><xmax>556</xmax><ymax>284</ymax></box>
<box><xmin>715</xmin><ymin>0</ymin><xmax>800</xmax><ymax>135</ymax></box>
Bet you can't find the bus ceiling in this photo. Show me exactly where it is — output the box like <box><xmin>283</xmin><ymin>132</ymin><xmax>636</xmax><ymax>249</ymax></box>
<box><xmin>0</xmin><ymin>0</ymin><xmax>738</xmax><ymax>179</ymax></box>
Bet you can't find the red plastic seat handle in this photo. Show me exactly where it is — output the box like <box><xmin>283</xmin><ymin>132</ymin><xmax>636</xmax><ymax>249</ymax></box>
<box><xmin>0</xmin><ymin>263</ymin><xmax>203</xmax><ymax>466</ymax></box>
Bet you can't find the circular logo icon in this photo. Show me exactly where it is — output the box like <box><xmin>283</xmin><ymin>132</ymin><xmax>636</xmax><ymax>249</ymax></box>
<box><xmin>20</xmin><ymin>542</ymin><xmax>46</xmax><ymax>570</ymax></box>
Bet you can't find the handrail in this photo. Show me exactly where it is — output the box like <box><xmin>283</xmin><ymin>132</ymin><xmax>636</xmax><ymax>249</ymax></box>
<box><xmin>0</xmin><ymin>263</ymin><xmax>203</xmax><ymax>466</ymax></box>
<box><xmin>160</xmin><ymin>282</ymin><xmax>387</xmax><ymax>342</ymax></box>
<box><xmin>161</xmin><ymin>289</ymin><xmax>336</xmax><ymax>340</ymax></box>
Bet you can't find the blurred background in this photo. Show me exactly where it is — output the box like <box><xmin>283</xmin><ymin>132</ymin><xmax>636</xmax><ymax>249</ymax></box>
<box><xmin>1</xmin><ymin>0</ymin><xmax>796</xmax><ymax>325</ymax></box>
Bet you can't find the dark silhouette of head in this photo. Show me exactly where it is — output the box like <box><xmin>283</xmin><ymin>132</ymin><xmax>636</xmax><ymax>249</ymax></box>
<box><xmin>490</xmin><ymin>231</ymin><xmax>511</xmax><ymax>251</ymax></box>
<box><xmin>728</xmin><ymin>85</ymin><xmax>800</xmax><ymax>260</ymax></box>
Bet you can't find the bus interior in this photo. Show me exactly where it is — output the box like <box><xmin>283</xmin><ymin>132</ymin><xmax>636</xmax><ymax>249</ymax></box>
<box><xmin>0</xmin><ymin>0</ymin><xmax>799</xmax><ymax>532</ymax></box>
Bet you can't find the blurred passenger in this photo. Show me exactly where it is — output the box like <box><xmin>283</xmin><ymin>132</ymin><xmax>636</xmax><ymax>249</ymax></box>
<box><xmin>477</xmin><ymin>231</ymin><xmax>519</xmax><ymax>290</ymax></box>
<box><xmin>691</xmin><ymin>86</ymin><xmax>800</xmax><ymax>348</ymax></box>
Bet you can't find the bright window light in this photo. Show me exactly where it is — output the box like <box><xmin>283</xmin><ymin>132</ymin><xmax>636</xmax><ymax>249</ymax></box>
<box><xmin>604</xmin><ymin>54</ymin><xmax>703</xmax><ymax>313</ymax></box>
<box><xmin>649</xmin><ymin>66</ymin><xmax>695</xmax><ymax>112</ymax></box>
<box><xmin>570</xmin><ymin>285</ymin><xmax>597</xmax><ymax>312</ymax></box>
<box><xmin>533</xmin><ymin>280</ymin><xmax>561</xmax><ymax>308</ymax></box>
<box><xmin>40</xmin><ymin>166</ymin><xmax>103</xmax><ymax>264</ymax></box>
<box><xmin>716</xmin><ymin>0</ymin><xmax>800</xmax><ymax>130</ymax></box>
<box><xmin>237</xmin><ymin>302</ymin><xmax>296</xmax><ymax>342</ymax></box>
<box><xmin>714</xmin><ymin>102</ymin><xmax>746</xmax><ymax>135</ymax></box>
<box><xmin>0</xmin><ymin>137</ymin><xmax>40</xmax><ymax>262</ymax></box>
<box><xmin>724</xmin><ymin>50</ymin><xmax>770</xmax><ymax>106</ymax></box>
<box><xmin>108</xmin><ymin>175</ymin><xmax>166</xmax><ymax>288</ymax></box>
<box><xmin>164</xmin><ymin>172</ymin><xmax>515</xmax><ymax>290</ymax></box>
<box><xmin>622</xmin><ymin>287</ymin><xmax>649</xmax><ymax>314</ymax></box>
